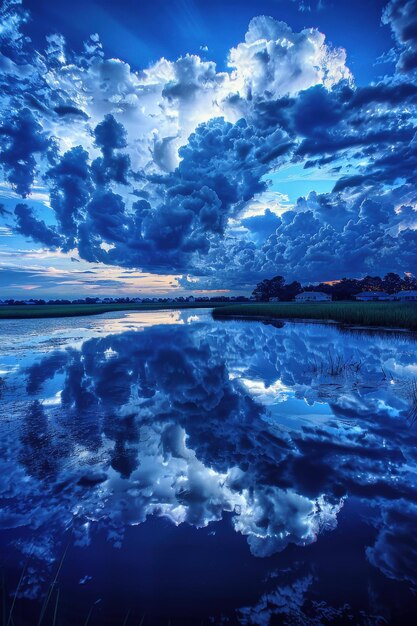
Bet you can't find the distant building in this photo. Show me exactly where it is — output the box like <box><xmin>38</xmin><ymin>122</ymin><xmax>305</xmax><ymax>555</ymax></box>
<box><xmin>295</xmin><ymin>291</ymin><xmax>332</xmax><ymax>302</ymax></box>
<box><xmin>355</xmin><ymin>291</ymin><xmax>392</xmax><ymax>302</ymax></box>
<box><xmin>397</xmin><ymin>290</ymin><xmax>417</xmax><ymax>302</ymax></box>
<box><xmin>269</xmin><ymin>297</ymin><xmax>280</xmax><ymax>302</ymax></box>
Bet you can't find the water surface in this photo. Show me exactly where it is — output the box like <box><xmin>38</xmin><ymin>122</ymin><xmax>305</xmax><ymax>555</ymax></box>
<box><xmin>1</xmin><ymin>309</ymin><xmax>417</xmax><ymax>624</ymax></box>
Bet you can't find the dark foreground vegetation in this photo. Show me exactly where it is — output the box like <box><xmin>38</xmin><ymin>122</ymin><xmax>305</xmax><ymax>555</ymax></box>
<box><xmin>0</xmin><ymin>302</ymin><xmax>229</xmax><ymax>319</ymax></box>
<box><xmin>213</xmin><ymin>301</ymin><xmax>417</xmax><ymax>331</ymax></box>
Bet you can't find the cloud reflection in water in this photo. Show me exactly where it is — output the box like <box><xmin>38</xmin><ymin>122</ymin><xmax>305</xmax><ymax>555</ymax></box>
<box><xmin>1</xmin><ymin>312</ymin><xmax>417</xmax><ymax>622</ymax></box>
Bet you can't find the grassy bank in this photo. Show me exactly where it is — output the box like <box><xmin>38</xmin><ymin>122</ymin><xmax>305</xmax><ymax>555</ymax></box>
<box><xmin>212</xmin><ymin>301</ymin><xmax>417</xmax><ymax>331</ymax></box>
<box><xmin>0</xmin><ymin>302</ymin><xmax>229</xmax><ymax>320</ymax></box>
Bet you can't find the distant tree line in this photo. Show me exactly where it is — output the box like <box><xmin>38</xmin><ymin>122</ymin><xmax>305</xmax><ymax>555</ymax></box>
<box><xmin>0</xmin><ymin>295</ymin><xmax>251</xmax><ymax>306</ymax></box>
<box><xmin>252</xmin><ymin>272</ymin><xmax>417</xmax><ymax>302</ymax></box>
<box><xmin>3</xmin><ymin>273</ymin><xmax>417</xmax><ymax>306</ymax></box>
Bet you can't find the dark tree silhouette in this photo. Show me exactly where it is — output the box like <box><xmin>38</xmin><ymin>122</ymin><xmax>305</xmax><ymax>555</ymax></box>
<box><xmin>252</xmin><ymin>276</ymin><xmax>301</xmax><ymax>301</ymax></box>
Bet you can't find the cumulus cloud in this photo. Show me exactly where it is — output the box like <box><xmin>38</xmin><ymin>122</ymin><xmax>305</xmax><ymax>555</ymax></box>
<box><xmin>34</xmin><ymin>115</ymin><xmax>293</xmax><ymax>272</ymax></box>
<box><xmin>0</xmin><ymin>108</ymin><xmax>51</xmax><ymax>197</ymax></box>
<box><xmin>0</xmin><ymin>1</ymin><xmax>354</xmax><ymax>276</ymax></box>
<box><xmin>382</xmin><ymin>0</ymin><xmax>417</xmax><ymax>72</ymax></box>
<box><xmin>46</xmin><ymin>146</ymin><xmax>92</xmax><ymax>249</ymax></box>
<box><xmin>1</xmin><ymin>0</ymin><xmax>417</xmax><ymax>284</ymax></box>
<box><xmin>14</xmin><ymin>203</ymin><xmax>63</xmax><ymax>247</ymax></box>
<box><xmin>228</xmin><ymin>16</ymin><xmax>351</xmax><ymax>99</ymax></box>
<box><xmin>255</xmin><ymin>192</ymin><xmax>417</xmax><ymax>281</ymax></box>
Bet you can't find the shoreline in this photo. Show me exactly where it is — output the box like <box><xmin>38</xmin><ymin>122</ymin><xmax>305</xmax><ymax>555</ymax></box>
<box><xmin>0</xmin><ymin>302</ymin><xmax>228</xmax><ymax>320</ymax></box>
<box><xmin>2</xmin><ymin>301</ymin><xmax>417</xmax><ymax>331</ymax></box>
<box><xmin>213</xmin><ymin>313</ymin><xmax>414</xmax><ymax>335</ymax></box>
<box><xmin>212</xmin><ymin>302</ymin><xmax>417</xmax><ymax>332</ymax></box>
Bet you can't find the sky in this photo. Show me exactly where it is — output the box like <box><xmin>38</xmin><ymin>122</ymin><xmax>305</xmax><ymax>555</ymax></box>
<box><xmin>0</xmin><ymin>0</ymin><xmax>416</xmax><ymax>298</ymax></box>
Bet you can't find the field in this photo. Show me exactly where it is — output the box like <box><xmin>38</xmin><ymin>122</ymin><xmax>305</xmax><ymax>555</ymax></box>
<box><xmin>212</xmin><ymin>301</ymin><xmax>417</xmax><ymax>331</ymax></box>
<box><xmin>0</xmin><ymin>302</ymin><xmax>229</xmax><ymax>319</ymax></box>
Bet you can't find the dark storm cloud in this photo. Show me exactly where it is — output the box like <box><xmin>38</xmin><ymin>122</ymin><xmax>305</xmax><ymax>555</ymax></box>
<box><xmin>79</xmin><ymin>190</ymin><xmax>129</xmax><ymax>260</ymax></box>
<box><xmin>259</xmin><ymin>82</ymin><xmax>417</xmax><ymax>165</ymax></box>
<box><xmin>129</xmin><ymin>117</ymin><xmax>290</xmax><ymax>269</ymax></box>
<box><xmin>255</xmin><ymin>193</ymin><xmax>417</xmax><ymax>281</ymax></box>
<box><xmin>1</xmin><ymin>0</ymin><xmax>417</xmax><ymax>284</ymax></box>
<box><xmin>53</xmin><ymin>105</ymin><xmax>89</xmax><ymax>119</ymax></box>
<box><xmin>241</xmin><ymin>208</ymin><xmax>282</xmax><ymax>242</ymax></box>
<box><xmin>0</xmin><ymin>109</ymin><xmax>51</xmax><ymax>197</ymax></box>
<box><xmin>382</xmin><ymin>0</ymin><xmax>417</xmax><ymax>72</ymax></box>
<box><xmin>333</xmin><ymin>134</ymin><xmax>417</xmax><ymax>192</ymax></box>
<box><xmin>92</xmin><ymin>114</ymin><xmax>131</xmax><ymax>185</ymax></box>
<box><xmin>187</xmin><ymin>186</ymin><xmax>417</xmax><ymax>287</ymax></box>
<box><xmin>14</xmin><ymin>203</ymin><xmax>63</xmax><ymax>247</ymax></box>
<box><xmin>46</xmin><ymin>146</ymin><xmax>92</xmax><ymax>249</ymax></box>
<box><xmin>192</xmin><ymin>74</ymin><xmax>417</xmax><ymax>283</ymax></box>
<box><xmin>348</xmin><ymin>81</ymin><xmax>417</xmax><ymax>106</ymax></box>
<box><xmin>46</xmin><ymin>116</ymin><xmax>291</xmax><ymax>272</ymax></box>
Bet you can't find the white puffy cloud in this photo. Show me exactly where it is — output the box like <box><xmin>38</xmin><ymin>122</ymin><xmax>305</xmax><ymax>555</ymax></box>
<box><xmin>3</xmin><ymin>0</ymin><xmax>417</xmax><ymax>285</ymax></box>
<box><xmin>0</xmin><ymin>2</ymin><xmax>352</xmax><ymax>179</ymax></box>
<box><xmin>228</xmin><ymin>16</ymin><xmax>352</xmax><ymax>99</ymax></box>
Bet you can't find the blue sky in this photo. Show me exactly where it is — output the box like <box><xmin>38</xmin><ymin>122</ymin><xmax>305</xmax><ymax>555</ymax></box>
<box><xmin>24</xmin><ymin>0</ymin><xmax>393</xmax><ymax>84</ymax></box>
<box><xmin>1</xmin><ymin>0</ymin><xmax>417</xmax><ymax>297</ymax></box>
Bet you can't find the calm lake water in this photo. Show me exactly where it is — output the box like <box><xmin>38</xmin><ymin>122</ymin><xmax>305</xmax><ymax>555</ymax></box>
<box><xmin>1</xmin><ymin>309</ymin><xmax>417</xmax><ymax>625</ymax></box>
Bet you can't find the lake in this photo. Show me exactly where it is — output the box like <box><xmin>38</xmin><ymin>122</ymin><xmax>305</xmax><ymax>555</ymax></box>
<box><xmin>1</xmin><ymin>309</ymin><xmax>417</xmax><ymax>625</ymax></box>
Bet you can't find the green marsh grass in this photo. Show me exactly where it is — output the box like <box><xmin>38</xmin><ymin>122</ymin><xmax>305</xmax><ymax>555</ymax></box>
<box><xmin>213</xmin><ymin>301</ymin><xmax>417</xmax><ymax>331</ymax></box>
<box><xmin>0</xmin><ymin>302</ymin><xmax>229</xmax><ymax>320</ymax></box>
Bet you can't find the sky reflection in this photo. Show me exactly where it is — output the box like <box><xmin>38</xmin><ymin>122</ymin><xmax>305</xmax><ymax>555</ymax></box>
<box><xmin>1</xmin><ymin>313</ymin><xmax>417</xmax><ymax>623</ymax></box>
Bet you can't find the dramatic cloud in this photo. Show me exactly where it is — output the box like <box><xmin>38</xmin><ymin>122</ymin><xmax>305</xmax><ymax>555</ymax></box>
<box><xmin>0</xmin><ymin>108</ymin><xmax>51</xmax><ymax>197</ymax></box>
<box><xmin>382</xmin><ymin>0</ymin><xmax>417</xmax><ymax>72</ymax></box>
<box><xmin>14</xmin><ymin>203</ymin><xmax>63</xmax><ymax>247</ymax></box>
<box><xmin>228</xmin><ymin>15</ymin><xmax>351</xmax><ymax>99</ymax></box>
<box><xmin>1</xmin><ymin>0</ymin><xmax>417</xmax><ymax>288</ymax></box>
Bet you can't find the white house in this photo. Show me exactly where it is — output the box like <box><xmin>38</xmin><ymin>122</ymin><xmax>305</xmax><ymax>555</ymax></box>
<box><xmin>355</xmin><ymin>291</ymin><xmax>392</xmax><ymax>302</ymax></box>
<box><xmin>295</xmin><ymin>291</ymin><xmax>332</xmax><ymax>302</ymax></box>
<box><xmin>397</xmin><ymin>290</ymin><xmax>417</xmax><ymax>302</ymax></box>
